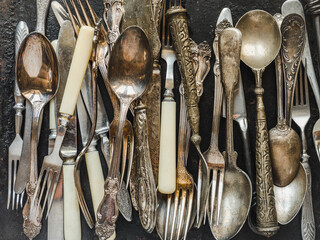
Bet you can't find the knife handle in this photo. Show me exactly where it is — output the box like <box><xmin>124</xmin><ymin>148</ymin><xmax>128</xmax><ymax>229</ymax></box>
<box><xmin>85</xmin><ymin>150</ymin><xmax>104</xmax><ymax>217</ymax></box>
<box><xmin>60</xmin><ymin>26</ymin><xmax>94</xmax><ymax>116</ymax></box>
<box><xmin>167</xmin><ymin>7</ymin><xmax>201</xmax><ymax>146</ymax></box>
<box><xmin>63</xmin><ymin>164</ymin><xmax>81</xmax><ymax>240</ymax></box>
<box><xmin>158</xmin><ymin>101</ymin><xmax>176</xmax><ymax>194</ymax></box>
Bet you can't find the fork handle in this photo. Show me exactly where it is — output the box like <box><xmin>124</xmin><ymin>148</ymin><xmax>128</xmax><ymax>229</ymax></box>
<box><xmin>63</xmin><ymin>163</ymin><xmax>81</xmax><ymax>240</ymax></box>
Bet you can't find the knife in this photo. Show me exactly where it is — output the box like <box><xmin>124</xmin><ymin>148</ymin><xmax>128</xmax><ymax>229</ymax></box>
<box><xmin>80</xmin><ymin>74</ymin><xmax>132</xmax><ymax>222</ymax></box>
<box><xmin>220</xmin><ymin>8</ymin><xmax>253</xmax><ymax>181</ymax></box>
<box><xmin>54</xmin><ymin>20</ymin><xmax>81</xmax><ymax>239</ymax></box>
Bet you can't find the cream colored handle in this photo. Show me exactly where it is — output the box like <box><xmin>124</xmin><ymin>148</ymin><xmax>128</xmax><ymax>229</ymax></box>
<box><xmin>158</xmin><ymin>101</ymin><xmax>176</xmax><ymax>194</ymax></box>
<box><xmin>85</xmin><ymin>150</ymin><xmax>104</xmax><ymax>217</ymax></box>
<box><xmin>63</xmin><ymin>164</ymin><xmax>81</xmax><ymax>240</ymax></box>
<box><xmin>49</xmin><ymin>99</ymin><xmax>56</xmax><ymax>130</ymax></box>
<box><xmin>59</xmin><ymin>26</ymin><xmax>94</xmax><ymax>116</ymax></box>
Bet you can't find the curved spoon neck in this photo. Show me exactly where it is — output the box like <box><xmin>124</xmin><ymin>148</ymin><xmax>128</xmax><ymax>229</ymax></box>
<box><xmin>109</xmin><ymin>103</ymin><xmax>129</xmax><ymax>178</ymax></box>
<box><xmin>252</xmin><ymin>68</ymin><xmax>265</xmax><ymax>87</ymax></box>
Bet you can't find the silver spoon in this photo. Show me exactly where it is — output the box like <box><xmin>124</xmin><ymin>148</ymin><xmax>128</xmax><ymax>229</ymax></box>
<box><xmin>16</xmin><ymin>32</ymin><xmax>58</xmax><ymax>239</ymax></box>
<box><xmin>95</xmin><ymin>26</ymin><xmax>152</xmax><ymax>239</ymax></box>
<box><xmin>210</xmin><ymin>27</ymin><xmax>252</xmax><ymax>240</ymax></box>
<box><xmin>236</xmin><ymin>10</ymin><xmax>281</xmax><ymax>237</ymax></box>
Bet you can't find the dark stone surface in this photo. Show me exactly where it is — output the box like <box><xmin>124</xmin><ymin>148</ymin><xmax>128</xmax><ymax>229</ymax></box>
<box><xmin>1</xmin><ymin>0</ymin><xmax>320</xmax><ymax>239</ymax></box>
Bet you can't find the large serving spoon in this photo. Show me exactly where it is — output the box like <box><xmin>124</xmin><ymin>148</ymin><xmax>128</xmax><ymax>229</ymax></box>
<box><xmin>210</xmin><ymin>27</ymin><xmax>252</xmax><ymax>240</ymax></box>
<box><xmin>16</xmin><ymin>32</ymin><xmax>58</xmax><ymax>239</ymax></box>
<box><xmin>95</xmin><ymin>26</ymin><xmax>152</xmax><ymax>239</ymax></box>
<box><xmin>236</xmin><ymin>10</ymin><xmax>281</xmax><ymax>237</ymax></box>
<box><xmin>269</xmin><ymin>13</ymin><xmax>305</xmax><ymax>187</ymax></box>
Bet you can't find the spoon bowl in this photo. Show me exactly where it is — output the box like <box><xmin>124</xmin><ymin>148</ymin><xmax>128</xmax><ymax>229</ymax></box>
<box><xmin>236</xmin><ymin>10</ymin><xmax>281</xmax><ymax>69</ymax></box>
<box><xmin>274</xmin><ymin>163</ymin><xmax>306</xmax><ymax>224</ymax></box>
<box><xmin>17</xmin><ymin>32</ymin><xmax>58</xmax><ymax>103</ymax></box>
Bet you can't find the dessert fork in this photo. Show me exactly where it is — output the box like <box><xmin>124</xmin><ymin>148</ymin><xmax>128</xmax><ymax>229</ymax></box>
<box><xmin>7</xmin><ymin>21</ymin><xmax>28</xmax><ymax>210</ymax></box>
<box><xmin>292</xmin><ymin>63</ymin><xmax>316</xmax><ymax>240</ymax></box>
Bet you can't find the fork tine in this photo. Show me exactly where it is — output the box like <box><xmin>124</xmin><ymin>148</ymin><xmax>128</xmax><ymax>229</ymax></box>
<box><xmin>295</xmin><ymin>69</ymin><xmax>299</xmax><ymax>106</ymax></box>
<box><xmin>84</xmin><ymin>0</ymin><xmax>98</xmax><ymax>24</ymax></box>
<box><xmin>164</xmin><ymin>195</ymin><xmax>172</xmax><ymax>240</ymax></box>
<box><xmin>126</xmin><ymin>134</ymin><xmax>134</xmax><ymax>189</ymax></box>
<box><xmin>40</xmin><ymin>170</ymin><xmax>54</xmax><ymax>218</ymax></box>
<box><xmin>76</xmin><ymin>0</ymin><xmax>93</xmax><ymax>26</ymax></box>
<box><xmin>304</xmin><ymin>61</ymin><xmax>309</xmax><ymax>106</ymax></box>
<box><xmin>184</xmin><ymin>190</ymin><xmax>193</xmax><ymax>240</ymax></box>
<box><xmin>32</xmin><ymin>168</ymin><xmax>44</xmax><ymax>206</ymax></box>
<box><xmin>196</xmin><ymin>161</ymin><xmax>202</xmax><ymax>224</ymax></box>
<box><xmin>46</xmin><ymin>173</ymin><xmax>60</xmax><ymax>219</ymax></box>
<box><xmin>176</xmin><ymin>190</ymin><xmax>187</xmax><ymax>240</ymax></box>
<box><xmin>38</xmin><ymin>170</ymin><xmax>49</xmax><ymax>206</ymax></box>
<box><xmin>20</xmin><ymin>191</ymin><xmax>24</xmax><ymax>208</ymax></box>
<box><xmin>299</xmin><ymin>63</ymin><xmax>303</xmax><ymax>105</ymax></box>
<box><xmin>7</xmin><ymin>158</ymin><xmax>12</xmax><ymax>209</ymax></box>
<box><xmin>170</xmin><ymin>190</ymin><xmax>179</xmax><ymax>240</ymax></box>
<box><xmin>69</xmin><ymin>0</ymin><xmax>85</xmax><ymax>27</ymax></box>
<box><xmin>210</xmin><ymin>169</ymin><xmax>218</xmax><ymax>225</ymax></box>
<box><xmin>215</xmin><ymin>169</ymin><xmax>224</xmax><ymax>225</ymax></box>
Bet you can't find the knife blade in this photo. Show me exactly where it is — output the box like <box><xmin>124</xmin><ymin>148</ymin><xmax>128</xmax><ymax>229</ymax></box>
<box><xmin>80</xmin><ymin>73</ymin><xmax>132</xmax><ymax>222</ymax></box>
<box><xmin>220</xmin><ymin>8</ymin><xmax>253</xmax><ymax>181</ymax></box>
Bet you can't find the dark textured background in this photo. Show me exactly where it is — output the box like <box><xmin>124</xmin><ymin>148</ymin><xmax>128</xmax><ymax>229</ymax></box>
<box><xmin>1</xmin><ymin>0</ymin><xmax>320</xmax><ymax>239</ymax></box>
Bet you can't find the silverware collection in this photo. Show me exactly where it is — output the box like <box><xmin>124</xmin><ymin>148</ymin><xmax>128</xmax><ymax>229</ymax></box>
<box><xmin>6</xmin><ymin>0</ymin><xmax>319</xmax><ymax>239</ymax></box>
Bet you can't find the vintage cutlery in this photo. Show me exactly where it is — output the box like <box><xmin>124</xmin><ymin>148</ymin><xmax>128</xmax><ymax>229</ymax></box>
<box><xmin>202</xmin><ymin>13</ymin><xmax>231</xmax><ymax>228</ymax></box>
<box><xmin>282</xmin><ymin>0</ymin><xmax>320</xmax><ymax>166</ymax></box>
<box><xmin>210</xmin><ymin>27</ymin><xmax>252</xmax><ymax>240</ymax></box>
<box><xmin>220</xmin><ymin>8</ymin><xmax>254</xmax><ymax>182</ymax></box>
<box><xmin>133</xmin><ymin>101</ymin><xmax>157</xmax><ymax>233</ymax></box>
<box><xmin>15</xmin><ymin>0</ymin><xmax>51</xmax><ymax>195</ymax></box>
<box><xmin>236</xmin><ymin>10</ymin><xmax>281</xmax><ymax>237</ymax></box>
<box><xmin>156</xmin><ymin>84</ymin><xmax>195</xmax><ymax>240</ymax></box>
<box><xmin>269</xmin><ymin>13</ymin><xmax>305</xmax><ymax>187</ymax></box>
<box><xmin>17</xmin><ymin>32</ymin><xmax>58</xmax><ymax>239</ymax></box>
<box><xmin>167</xmin><ymin>0</ymin><xmax>209</xmax><ymax>225</ymax></box>
<box><xmin>47</xmin><ymin>39</ymin><xmax>64</xmax><ymax>240</ymax></box>
<box><xmin>158</xmin><ymin>0</ymin><xmax>177</xmax><ymax>194</ymax></box>
<box><xmin>95</xmin><ymin>26</ymin><xmax>152</xmax><ymax>239</ymax></box>
<box><xmin>292</xmin><ymin>64</ymin><xmax>315</xmax><ymax>239</ymax></box>
<box><xmin>7</xmin><ymin>21</ymin><xmax>28</xmax><ymax>210</ymax></box>
<box><xmin>271</xmin><ymin>15</ymin><xmax>306</xmax><ymax>225</ymax></box>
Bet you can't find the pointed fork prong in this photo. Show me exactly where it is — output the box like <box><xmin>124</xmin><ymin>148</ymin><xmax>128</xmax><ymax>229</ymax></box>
<box><xmin>12</xmin><ymin>160</ymin><xmax>18</xmax><ymax>209</ymax></box>
<box><xmin>176</xmin><ymin>190</ymin><xmax>187</xmax><ymax>240</ymax></box>
<box><xmin>215</xmin><ymin>169</ymin><xmax>224</xmax><ymax>225</ymax></box>
<box><xmin>120</xmin><ymin>136</ymin><xmax>128</xmax><ymax>186</ymax></box>
<box><xmin>184</xmin><ymin>190</ymin><xmax>193</xmax><ymax>240</ymax></box>
<box><xmin>304</xmin><ymin>61</ymin><xmax>309</xmax><ymax>106</ymax></box>
<box><xmin>7</xmin><ymin>158</ymin><xmax>12</xmax><ymax>209</ymax></box>
<box><xmin>170</xmin><ymin>190</ymin><xmax>179</xmax><ymax>240</ymax></box>
<box><xmin>164</xmin><ymin>195</ymin><xmax>172</xmax><ymax>240</ymax></box>
<box><xmin>39</xmin><ymin>170</ymin><xmax>54</xmax><ymax>219</ymax></box>
<box><xmin>20</xmin><ymin>191</ymin><xmax>25</xmax><ymax>208</ymax></box>
<box><xmin>210</xmin><ymin>169</ymin><xmax>218</xmax><ymax>225</ymax></box>
<box><xmin>84</xmin><ymin>0</ymin><xmax>99</xmax><ymax>24</ymax></box>
<box><xmin>69</xmin><ymin>0</ymin><xmax>86</xmax><ymax>27</ymax></box>
<box><xmin>32</xmin><ymin>168</ymin><xmax>45</xmax><ymax>206</ymax></box>
<box><xmin>76</xmin><ymin>0</ymin><xmax>93</xmax><ymax>26</ymax></box>
<box><xmin>46</xmin><ymin>173</ymin><xmax>59</xmax><ymax>219</ymax></box>
<box><xmin>126</xmin><ymin>134</ymin><xmax>134</xmax><ymax>189</ymax></box>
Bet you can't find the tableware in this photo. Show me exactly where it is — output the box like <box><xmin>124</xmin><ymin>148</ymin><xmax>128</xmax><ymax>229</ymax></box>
<box><xmin>167</xmin><ymin>0</ymin><xmax>209</xmax><ymax>225</ymax></box>
<box><xmin>95</xmin><ymin>26</ymin><xmax>152</xmax><ymax>239</ymax></box>
<box><xmin>210</xmin><ymin>27</ymin><xmax>252</xmax><ymax>240</ymax></box>
<box><xmin>236</xmin><ymin>10</ymin><xmax>281</xmax><ymax>237</ymax></box>
<box><xmin>270</xmin><ymin>13</ymin><xmax>305</xmax><ymax>187</ymax></box>
<box><xmin>292</xmin><ymin>64</ymin><xmax>314</xmax><ymax>239</ymax></box>
<box><xmin>158</xmin><ymin>0</ymin><xmax>177</xmax><ymax>194</ymax></box>
<box><xmin>17</xmin><ymin>31</ymin><xmax>58</xmax><ymax>239</ymax></box>
<box><xmin>15</xmin><ymin>0</ymin><xmax>51</xmax><ymax>195</ymax></box>
<box><xmin>133</xmin><ymin>101</ymin><xmax>157</xmax><ymax>233</ymax></box>
<box><xmin>7</xmin><ymin>21</ymin><xmax>28</xmax><ymax>210</ymax></box>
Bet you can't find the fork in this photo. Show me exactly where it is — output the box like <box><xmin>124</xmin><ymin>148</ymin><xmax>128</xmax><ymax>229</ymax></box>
<box><xmin>292</xmin><ymin>63</ymin><xmax>316</xmax><ymax>240</ymax></box>
<box><xmin>7</xmin><ymin>21</ymin><xmax>28</xmax><ymax>210</ymax></box>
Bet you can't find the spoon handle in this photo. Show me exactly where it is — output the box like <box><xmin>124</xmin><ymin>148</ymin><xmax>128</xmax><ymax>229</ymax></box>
<box><xmin>219</xmin><ymin>28</ymin><xmax>241</xmax><ymax>161</ymax></box>
<box><xmin>36</xmin><ymin>0</ymin><xmax>51</xmax><ymax>34</ymax></box>
<box><xmin>253</xmin><ymin>68</ymin><xmax>280</xmax><ymax>237</ymax></box>
<box><xmin>281</xmin><ymin>14</ymin><xmax>306</xmax><ymax>127</ymax></box>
